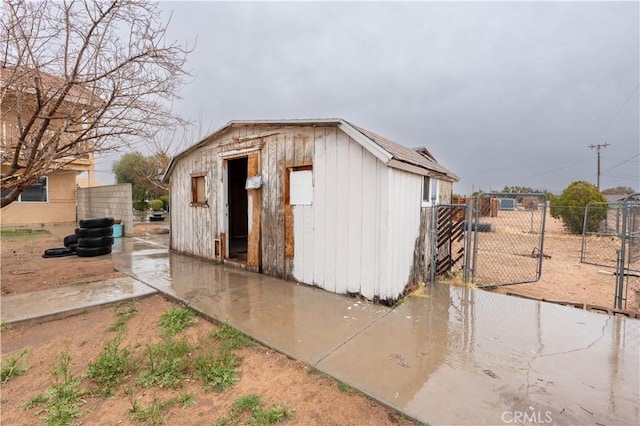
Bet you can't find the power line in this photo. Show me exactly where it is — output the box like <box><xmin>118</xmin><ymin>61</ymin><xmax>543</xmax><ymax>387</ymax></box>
<box><xmin>603</xmin><ymin>153</ymin><xmax>640</xmax><ymax>173</ymax></box>
<box><xmin>601</xmin><ymin>83</ymin><xmax>639</xmax><ymax>138</ymax></box>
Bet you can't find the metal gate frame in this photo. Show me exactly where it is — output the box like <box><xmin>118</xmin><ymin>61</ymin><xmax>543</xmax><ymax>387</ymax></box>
<box><xmin>471</xmin><ymin>193</ymin><xmax>547</xmax><ymax>287</ymax></box>
<box><xmin>614</xmin><ymin>193</ymin><xmax>640</xmax><ymax>309</ymax></box>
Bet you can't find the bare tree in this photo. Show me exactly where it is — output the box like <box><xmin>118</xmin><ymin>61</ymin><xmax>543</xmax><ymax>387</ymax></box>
<box><xmin>0</xmin><ymin>0</ymin><xmax>191</xmax><ymax>207</ymax></box>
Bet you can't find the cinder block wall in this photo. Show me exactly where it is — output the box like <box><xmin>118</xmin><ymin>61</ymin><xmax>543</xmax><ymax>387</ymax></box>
<box><xmin>77</xmin><ymin>184</ymin><xmax>133</xmax><ymax>237</ymax></box>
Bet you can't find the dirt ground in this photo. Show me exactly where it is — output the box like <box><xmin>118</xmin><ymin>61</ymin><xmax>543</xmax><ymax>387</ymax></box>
<box><xmin>484</xmin><ymin>213</ymin><xmax>640</xmax><ymax>313</ymax></box>
<box><xmin>1</xmin><ymin>225</ymin><xmax>416</xmax><ymax>425</ymax></box>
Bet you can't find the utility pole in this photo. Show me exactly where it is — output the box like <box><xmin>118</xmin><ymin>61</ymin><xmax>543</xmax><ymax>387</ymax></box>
<box><xmin>588</xmin><ymin>143</ymin><xmax>609</xmax><ymax>189</ymax></box>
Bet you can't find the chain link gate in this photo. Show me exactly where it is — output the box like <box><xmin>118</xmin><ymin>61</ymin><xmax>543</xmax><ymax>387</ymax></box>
<box><xmin>471</xmin><ymin>193</ymin><xmax>547</xmax><ymax>287</ymax></box>
<box><xmin>614</xmin><ymin>193</ymin><xmax>640</xmax><ymax>309</ymax></box>
<box><xmin>581</xmin><ymin>202</ymin><xmax>624</xmax><ymax>268</ymax></box>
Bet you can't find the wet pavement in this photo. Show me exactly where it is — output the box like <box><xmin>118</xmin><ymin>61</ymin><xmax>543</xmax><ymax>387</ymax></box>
<box><xmin>1</xmin><ymin>276</ymin><xmax>156</xmax><ymax>324</ymax></box>
<box><xmin>109</xmin><ymin>239</ymin><xmax>639</xmax><ymax>425</ymax></box>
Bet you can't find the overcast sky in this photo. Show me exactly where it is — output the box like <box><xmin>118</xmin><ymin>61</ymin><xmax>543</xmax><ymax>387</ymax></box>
<box><xmin>96</xmin><ymin>1</ymin><xmax>639</xmax><ymax>195</ymax></box>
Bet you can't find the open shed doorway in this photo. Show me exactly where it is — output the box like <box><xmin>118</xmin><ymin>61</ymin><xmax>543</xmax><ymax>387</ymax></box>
<box><xmin>227</xmin><ymin>157</ymin><xmax>248</xmax><ymax>261</ymax></box>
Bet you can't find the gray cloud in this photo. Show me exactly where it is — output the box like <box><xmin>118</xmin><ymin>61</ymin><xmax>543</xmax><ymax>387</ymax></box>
<box><xmin>103</xmin><ymin>1</ymin><xmax>638</xmax><ymax>195</ymax></box>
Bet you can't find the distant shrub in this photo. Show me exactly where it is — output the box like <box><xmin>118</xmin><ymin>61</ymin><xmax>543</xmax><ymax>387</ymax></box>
<box><xmin>550</xmin><ymin>181</ymin><xmax>607</xmax><ymax>234</ymax></box>
<box><xmin>133</xmin><ymin>200</ymin><xmax>149</xmax><ymax>211</ymax></box>
<box><xmin>150</xmin><ymin>199</ymin><xmax>163</xmax><ymax>212</ymax></box>
<box><xmin>159</xmin><ymin>195</ymin><xmax>170</xmax><ymax>211</ymax></box>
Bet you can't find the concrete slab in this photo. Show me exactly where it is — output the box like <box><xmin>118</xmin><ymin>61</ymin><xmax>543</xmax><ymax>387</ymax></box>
<box><xmin>113</xmin><ymin>243</ymin><xmax>390</xmax><ymax>364</ymax></box>
<box><xmin>0</xmin><ymin>277</ymin><xmax>157</xmax><ymax>325</ymax></box>
<box><xmin>316</xmin><ymin>284</ymin><xmax>640</xmax><ymax>425</ymax></box>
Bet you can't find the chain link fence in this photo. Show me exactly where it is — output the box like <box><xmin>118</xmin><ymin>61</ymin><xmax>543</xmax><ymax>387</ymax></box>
<box><xmin>580</xmin><ymin>203</ymin><xmax>624</xmax><ymax>268</ymax></box>
<box><xmin>615</xmin><ymin>194</ymin><xmax>640</xmax><ymax>309</ymax></box>
<box><xmin>471</xmin><ymin>193</ymin><xmax>547</xmax><ymax>287</ymax></box>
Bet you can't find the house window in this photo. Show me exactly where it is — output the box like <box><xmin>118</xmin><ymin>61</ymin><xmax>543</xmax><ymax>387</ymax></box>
<box><xmin>422</xmin><ymin>176</ymin><xmax>438</xmax><ymax>206</ymax></box>
<box><xmin>191</xmin><ymin>173</ymin><xmax>207</xmax><ymax>206</ymax></box>
<box><xmin>0</xmin><ymin>176</ymin><xmax>48</xmax><ymax>202</ymax></box>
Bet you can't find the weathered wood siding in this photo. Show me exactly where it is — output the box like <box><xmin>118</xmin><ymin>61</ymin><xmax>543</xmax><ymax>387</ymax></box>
<box><xmin>169</xmin><ymin>146</ymin><xmax>218</xmax><ymax>259</ymax></box>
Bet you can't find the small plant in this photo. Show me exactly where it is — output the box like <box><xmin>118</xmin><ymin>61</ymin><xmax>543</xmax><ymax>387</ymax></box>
<box><xmin>138</xmin><ymin>338</ymin><xmax>191</xmax><ymax>388</ymax></box>
<box><xmin>22</xmin><ymin>394</ymin><xmax>48</xmax><ymax>409</ymax></box>
<box><xmin>232</xmin><ymin>394</ymin><xmax>262</xmax><ymax>412</ymax></box>
<box><xmin>1</xmin><ymin>349</ymin><xmax>29</xmax><ymax>384</ymax></box>
<box><xmin>87</xmin><ymin>333</ymin><xmax>134</xmax><ymax>396</ymax></box>
<box><xmin>252</xmin><ymin>403</ymin><xmax>295</xmax><ymax>425</ymax></box>
<box><xmin>22</xmin><ymin>350</ymin><xmax>84</xmax><ymax>425</ymax></box>
<box><xmin>1</xmin><ymin>321</ymin><xmax>10</xmax><ymax>332</ymax></box>
<box><xmin>215</xmin><ymin>394</ymin><xmax>294</xmax><ymax>426</ymax></box>
<box><xmin>338</xmin><ymin>381</ymin><xmax>355</xmax><ymax>394</ymax></box>
<box><xmin>158</xmin><ymin>307</ymin><xmax>196</xmax><ymax>337</ymax></box>
<box><xmin>194</xmin><ymin>348</ymin><xmax>239</xmax><ymax>392</ymax></box>
<box><xmin>211</xmin><ymin>323</ymin><xmax>253</xmax><ymax>350</ymax></box>
<box><xmin>129</xmin><ymin>397</ymin><xmax>175</xmax><ymax>425</ymax></box>
<box><xmin>128</xmin><ymin>392</ymin><xmax>194</xmax><ymax>424</ymax></box>
<box><xmin>306</xmin><ymin>366</ymin><xmax>322</xmax><ymax>375</ymax></box>
<box><xmin>177</xmin><ymin>392</ymin><xmax>196</xmax><ymax>408</ymax></box>
<box><xmin>108</xmin><ymin>302</ymin><xmax>139</xmax><ymax>332</ymax></box>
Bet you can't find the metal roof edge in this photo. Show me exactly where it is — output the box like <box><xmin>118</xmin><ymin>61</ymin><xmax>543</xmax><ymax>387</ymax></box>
<box><xmin>337</xmin><ymin>120</ymin><xmax>394</xmax><ymax>164</ymax></box>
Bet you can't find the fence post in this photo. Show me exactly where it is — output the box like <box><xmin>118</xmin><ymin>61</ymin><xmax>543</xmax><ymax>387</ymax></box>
<box><xmin>429</xmin><ymin>200</ymin><xmax>438</xmax><ymax>283</ymax></box>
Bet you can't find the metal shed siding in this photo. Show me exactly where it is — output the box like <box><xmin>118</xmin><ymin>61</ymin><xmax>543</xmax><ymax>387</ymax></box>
<box><xmin>383</xmin><ymin>167</ymin><xmax>423</xmax><ymax>300</ymax></box>
<box><xmin>291</xmin><ymin>128</ymin><xmax>422</xmax><ymax>300</ymax></box>
<box><xmin>294</xmin><ymin>127</ymin><xmax>387</xmax><ymax>297</ymax></box>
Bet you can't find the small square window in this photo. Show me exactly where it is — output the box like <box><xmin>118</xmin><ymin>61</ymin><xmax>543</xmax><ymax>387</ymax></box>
<box><xmin>422</xmin><ymin>176</ymin><xmax>438</xmax><ymax>206</ymax></box>
<box><xmin>191</xmin><ymin>174</ymin><xmax>207</xmax><ymax>205</ymax></box>
<box><xmin>422</xmin><ymin>176</ymin><xmax>431</xmax><ymax>203</ymax></box>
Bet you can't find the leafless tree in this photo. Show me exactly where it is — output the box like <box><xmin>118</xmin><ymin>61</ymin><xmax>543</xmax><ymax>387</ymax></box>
<box><xmin>0</xmin><ymin>0</ymin><xmax>191</xmax><ymax>207</ymax></box>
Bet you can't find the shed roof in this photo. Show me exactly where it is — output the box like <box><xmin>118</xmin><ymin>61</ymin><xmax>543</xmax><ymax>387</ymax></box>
<box><xmin>163</xmin><ymin>119</ymin><xmax>459</xmax><ymax>182</ymax></box>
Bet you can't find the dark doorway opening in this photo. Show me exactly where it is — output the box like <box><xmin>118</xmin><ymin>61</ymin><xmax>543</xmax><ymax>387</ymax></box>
<box><xmin>227</xmin><ymin>157</ymin><xmax>248</xmax><ymax>261</ymax></box>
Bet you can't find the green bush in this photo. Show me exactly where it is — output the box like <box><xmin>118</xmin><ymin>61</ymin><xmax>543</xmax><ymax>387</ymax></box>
<box><xmin>150</xmin><ymin>199</ymin><xmax>163</xmax><ymax>211</ymax></box>
<box><xmin>159</xmin><ymin>195</ymin><xmax>170</xmax><ymax>211</ymax></box>
<box><xmin>550</xmin><ymin>181</ymin><xmax>607</xmax><ymax>234</ymax></box>
<box><xmin>133</xmin><ymin>200</ymin><xmax>149</xmax><ymax>211</ymax></box>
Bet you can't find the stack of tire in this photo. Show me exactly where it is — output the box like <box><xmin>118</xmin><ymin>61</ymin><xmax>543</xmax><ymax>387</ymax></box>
<box><xmin>65</xmin><ymin>217</ymin><xmax>115</xmax><ymax>257</ymax></box>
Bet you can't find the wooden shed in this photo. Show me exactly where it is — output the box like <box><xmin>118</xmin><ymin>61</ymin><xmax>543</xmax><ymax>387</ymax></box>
<box><xmin>163</xmin><ymin>119</ymin><xmax>459</xmax><ymax>302</ymax></box>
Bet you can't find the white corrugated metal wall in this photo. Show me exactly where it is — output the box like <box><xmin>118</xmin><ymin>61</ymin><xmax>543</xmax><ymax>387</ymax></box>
<box><xmin>293</xmin><ymin>127</ymin><xmax>423</xmax><ymax>300</ymax></box>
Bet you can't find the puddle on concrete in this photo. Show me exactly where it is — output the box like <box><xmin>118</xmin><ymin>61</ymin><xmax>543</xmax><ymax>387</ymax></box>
<box><xmin>318</xmin><ymin>284</ymin><xmax>639</xmax><ymax>425</ymax></box>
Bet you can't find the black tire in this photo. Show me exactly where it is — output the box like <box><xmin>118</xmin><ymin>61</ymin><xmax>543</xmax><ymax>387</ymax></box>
<box><xmin>43</xmin><ymin>247</ymin><xmax>75</xmax><ymax>258</ymax></box>
<box><xmin>63</xmin><ymin>234</ymin><xmax>77</xmax><ymax>247</ymax></box>
<box><xmin>79</xmin><ymin>217</ymin><xmax>115</xmax><ymax>228</ymax></box>
<box><xmin>77</xmin><ymin>236</ymin><xmax>114</xmax><ymax>248</ymax></box>
<box><xmin>75</xmin><ymin>226</ymin><xmax>113</xmax><ymax>238</ymax></box>
<box><xmin>77</xmin><ymin>245</ymin><xmax>112</xmax><ymax>257</ymax></box>
<box><xmin>68</xmin><ymin>243</ymin><xmax>78</xmax><ymax>253</ymax></box>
